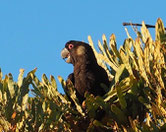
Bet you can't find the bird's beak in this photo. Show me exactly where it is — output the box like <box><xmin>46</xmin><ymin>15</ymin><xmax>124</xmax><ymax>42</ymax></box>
<box><xmin>61</xmin><ymin>48</ymin><xmax>71</xmax><ymax>63</ymax></box>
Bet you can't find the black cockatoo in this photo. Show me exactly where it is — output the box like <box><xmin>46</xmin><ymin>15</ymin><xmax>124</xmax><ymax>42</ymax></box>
<box><xmin>61</xmin><ymin>40</ymin><xmax>109</xmax><ymax>104</ymax></box>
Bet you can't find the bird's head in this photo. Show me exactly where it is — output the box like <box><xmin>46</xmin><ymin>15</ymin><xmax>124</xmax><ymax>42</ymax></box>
<box><xmin>61</xmin><ymin>40</ymin><xmax>97</xmax><ymax>65</ymax></box>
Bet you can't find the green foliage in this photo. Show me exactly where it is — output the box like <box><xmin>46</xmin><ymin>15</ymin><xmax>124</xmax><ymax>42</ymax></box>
<box><xmin>0</xmin><ymin>18</ymin><xmax>166</xmax><ymax>131</ymax></box>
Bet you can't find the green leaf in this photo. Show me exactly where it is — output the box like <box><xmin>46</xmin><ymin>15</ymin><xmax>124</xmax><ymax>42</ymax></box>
<box><xmin>104</xmin><ymin>85</ymin><xmax>117</xmax><ymax>102</ymax></box>
<box><xmin>111</xmin><ymin>104</ymin><xmax>127</xmax><ymax>123</ymax></box>
<box><xmin>42</xmin><ymin>101</ymin><xmax>46</xmax><ymax>112</ymax></box>
<box><xmin>115</xmin><ymin>64</ymin><xmax>125</xmax><ymax>84</ymax></box>
<box><xmin>150</xmin><ymin>122</ymin><xmax>160</xmax><ymax>132</ymax></box>
<box><xmin>120</xmin><ymin>48</ymin><xmax>133</xmax><ymax>76</ymax></box>
<box><xmin>116</xmin><ymin>85</ymin><xmax>127</xmax><ymax>109</ymax></box>
<box><xmin>141</xmin><ymin>21</ymin><xmax>152</xmax><ymax>43</ymax></box>
<box><xmin>8</xmin><ymin>73</ymin><xmax>15</xmax><ymax>98</ymax></box>
<box><xmin>155</xmin><ymin>18</ymin><xmax>166</xmax><ymax>42</ymax></box>
<box><xmin>50</xmin><ymin>75</ymin><xmax>57</xmax><ymax>91</ymax></box>
<box><xmin>93</xmin><ymin>120</ymin><xmax>112</xmax><ymax>130</ymax></box>
<box><xmin>22</xmin><ymin>93</ymin><xmax>29</xmax><ymax>111</ymax></box>
<box><xmin>57</xmin><ymin>76</ymin><xmax>69</xmax><ymax>104</ymax></box>
<box><xmin>0</xmin><ymin>117</ymin><xmax>10</xmax><ymax>131</ymax></box>
<box><xmin>0</xmin><ymin>68</ymin><xmax>3</xmax><ymax>81</ymax></box>
<box><xmin>17</xmin><ymin>69</ymin><xmax>25</xmax><ymax>88</ymax></box>
<box><xmin>66</xmin><ymin>79</ymin><xmax>85</xmax><ymax>116</ymax></box>
<box><xmin>42</xmin><ymin>74</ymin><xmax>49</xmax><ymax>86</ymax></box>
<box><xmin>109</xmin><ymin>34</ymin><xmax>122</xmax><ymax>62</ymax></box>
<box><xmin>0</xmin><ymin>90</ymin><xmax>2</xmax><ymax>102</ymax></box>
<box><xmin>57</xmin><ymin>76</ymin><xmax>66</xmax><ymax>90</ymax></box>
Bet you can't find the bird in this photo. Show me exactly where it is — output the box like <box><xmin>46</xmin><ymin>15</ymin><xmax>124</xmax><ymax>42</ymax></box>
<box><xmin>61</xmin><ymin>40</ymin><xmax>109</xmax><ymax>104</ymax></box>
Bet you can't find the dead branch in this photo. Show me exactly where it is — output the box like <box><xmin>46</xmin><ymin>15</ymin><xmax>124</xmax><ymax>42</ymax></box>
<box><xmin>123</xmin><ymin>22</ymin><xmax>166</xmax><ymax>30</ymax></box>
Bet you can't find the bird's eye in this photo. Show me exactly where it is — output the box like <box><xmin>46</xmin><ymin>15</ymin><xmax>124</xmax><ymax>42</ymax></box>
<box><xmin>68</xmin><ymin>44</ymin><xmax>74</xmax><ymax>49</ymax></box>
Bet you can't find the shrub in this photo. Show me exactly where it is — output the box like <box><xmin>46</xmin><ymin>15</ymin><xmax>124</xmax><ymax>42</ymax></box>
<box><xmin>0</xmin><ymin>18</ymin><xmax>166</xmax><ymax>131</ymax></box>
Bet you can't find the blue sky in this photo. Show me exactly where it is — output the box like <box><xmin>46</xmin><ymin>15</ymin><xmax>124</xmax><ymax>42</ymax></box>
<box><xmin>0</xmin><ymin>1</ymin><xmax>165</xmax><ymax>93</ymax></box>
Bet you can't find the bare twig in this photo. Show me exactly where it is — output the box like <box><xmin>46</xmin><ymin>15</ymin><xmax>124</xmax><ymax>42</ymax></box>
<box><xmin>123</xmin><ymin>22</ymin><xmax>166</xmax><ymax>30</ymax></box>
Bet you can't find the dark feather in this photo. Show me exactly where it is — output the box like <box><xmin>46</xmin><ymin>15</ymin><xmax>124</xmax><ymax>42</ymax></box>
<box><xmin>61</xmin><ymin>40</ymin><xmax>109</xmax><ymax>104</ymax></box>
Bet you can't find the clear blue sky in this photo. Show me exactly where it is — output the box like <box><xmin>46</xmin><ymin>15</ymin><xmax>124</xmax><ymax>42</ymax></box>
<box><xmin>0</xmin><ymin>1</ymin><xmax>165</xmax><ymax>93</ymax></box>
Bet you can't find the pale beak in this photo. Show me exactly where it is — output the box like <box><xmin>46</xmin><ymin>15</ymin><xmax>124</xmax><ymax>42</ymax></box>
<box><xmin>61</xmin><ymin>48</ymin><xmax>71</xmax><ymax>63</ymax></box>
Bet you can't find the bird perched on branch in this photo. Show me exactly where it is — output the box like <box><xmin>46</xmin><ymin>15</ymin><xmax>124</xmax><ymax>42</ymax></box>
<box><xmin>61</xmin><ymin>40</ymin><xmax>109</xmax><ymax>104</ymax></box>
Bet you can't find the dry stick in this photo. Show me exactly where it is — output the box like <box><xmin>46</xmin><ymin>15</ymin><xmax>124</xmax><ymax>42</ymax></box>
<box><xmin>123</xmin><ymin>22</ymin><xmax>166</xmax><ymax>30</ymax></box>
